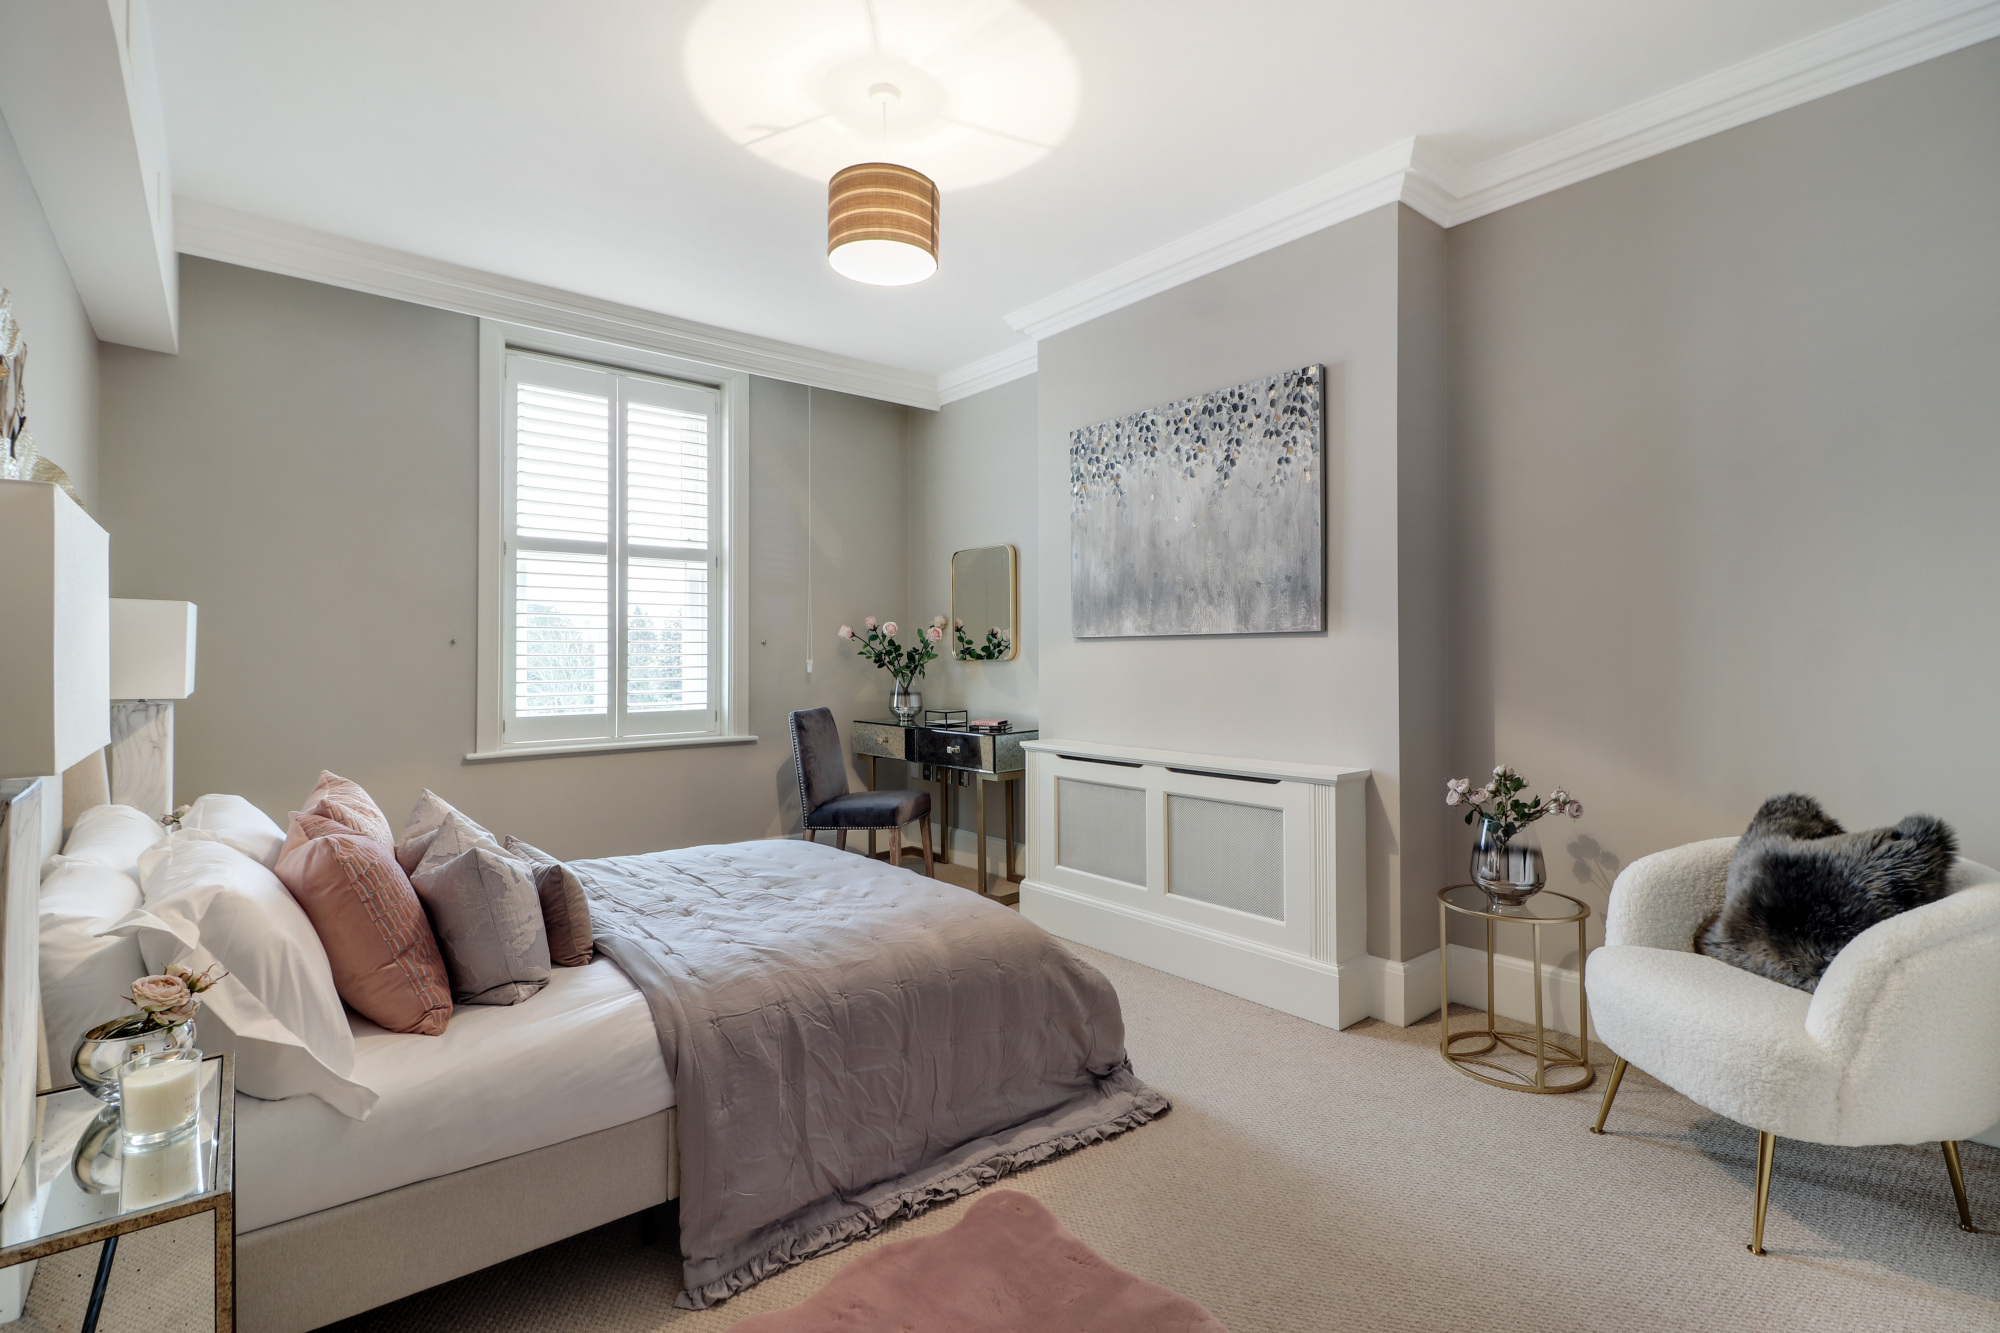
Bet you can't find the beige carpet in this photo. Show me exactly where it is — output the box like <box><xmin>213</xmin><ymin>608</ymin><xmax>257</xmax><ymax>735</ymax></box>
<box><xmin>23</xmin><ymin>935</ymin><xmax>1999</xmax><ymax>1332</ymax></box>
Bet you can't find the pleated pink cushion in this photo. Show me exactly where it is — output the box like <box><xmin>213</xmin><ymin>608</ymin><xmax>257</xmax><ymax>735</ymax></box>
<box><xmin>297</xmin><ymin>770</ymin><xmax>395</xmax><ymax>847</ymax></box>
<box><xmin>276</xmin><ymin>812</ymin><xmax>452</xmax><ymax>1035</ymax></box>
<box><xmin>728</xmin><ymin>1191</ymin><xmax>1225</xmax><ymax>1333</ymax></box>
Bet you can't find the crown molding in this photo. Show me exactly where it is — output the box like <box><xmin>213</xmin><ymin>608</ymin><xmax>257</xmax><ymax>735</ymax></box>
<box><xmin>1005</xmin><ymin>0</ymin><xmax>2000</xmax><ymax>340</ymax></box>
<box><xmin>175</xmin><ymin>199</ymin><xmax>941</xmax><ymax>409</ymax></box>
<box><xmin>936</xmin><ymin>341</ymin><xmax>1038</xmax><ymax>405</ymax></box>
<box><xmin>1441</xmin><ymin>0</ymin><xmax>2000</xmax><ymax>224</ymax></box>
<box><xmin>1004</xmin><ymin>139</ymin><xmax>1421</xmax><ymax>341</ymax></box>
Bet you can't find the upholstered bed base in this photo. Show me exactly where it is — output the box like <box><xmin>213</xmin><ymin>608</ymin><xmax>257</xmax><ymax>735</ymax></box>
<box><xmin>237</xmin><ymin>1109</ymin><xmax>678</xmax><ymax>1333</ymax></box>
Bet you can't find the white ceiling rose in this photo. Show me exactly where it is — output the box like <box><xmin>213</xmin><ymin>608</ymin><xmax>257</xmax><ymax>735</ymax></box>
<box><xmin>684</xmin><ymin>0</ymin><xmax>1080</xmax><ymax>191</ymax></box>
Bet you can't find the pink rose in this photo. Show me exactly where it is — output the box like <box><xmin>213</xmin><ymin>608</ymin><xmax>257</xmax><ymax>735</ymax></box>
<box><xmin>954</xmin><ymin>619</ymin><xmax>964</xmax><ymax>630</ymax></box>
<box><xmin>882</xmin><ymin>621</ymin><xmax>898</xmax><ymax>636</ymax></box>
<box><xmin>932</xmin><ymin>615</ymin><xmax>947</xmax><ymax>628</ymax></box>
<box><xmin>1565</xmin><ymin>800</ymin><xmax>1584</xmax><ymax>819</ymax></box>
<box><xmin>926</xmin><ymin>625</ymin><xmax>943</xmax><ymax>642</ymax></box>
<box><xmin>838</xmin><ymin>625</ymin><xmax>854</xmax><ymax>640</ymax></box>
<box><xmin>129</xmin><ymin>973</ymin><xmax>192</xmax><ymax>1017</ymax></box>
<box><xmin>864</xmin><ymin>616</ymin><xmax>878</xmax><ymax>630</ymax></box>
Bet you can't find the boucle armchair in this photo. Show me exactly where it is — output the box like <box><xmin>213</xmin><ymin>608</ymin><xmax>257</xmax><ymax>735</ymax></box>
<box><xmin>1585</xmin><ymin>836</ymin><xmax>2000</xmax><ymax>1253</ymax></box>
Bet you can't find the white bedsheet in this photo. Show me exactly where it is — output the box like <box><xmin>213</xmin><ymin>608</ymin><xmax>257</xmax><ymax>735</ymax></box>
<box><xmin>234</xmin><ymin>958</ymin><xmax>671</xmax><ymax>1232</ymax></box>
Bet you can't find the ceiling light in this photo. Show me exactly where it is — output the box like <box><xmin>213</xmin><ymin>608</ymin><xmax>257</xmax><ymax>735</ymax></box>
<box><xmin>827</xmin><ymin>161</ymin><xmax>938</xmax><ymax>286</ymax></box>
<box><xmin>684</xmin><ymin>0</ymin><xmax>1079</xmax><ymax>192</ymax></box>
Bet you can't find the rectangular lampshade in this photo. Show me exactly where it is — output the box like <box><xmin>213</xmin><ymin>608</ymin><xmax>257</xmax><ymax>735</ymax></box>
<box><xmin>0</xmin><ymin>481</ymin><xmax>109</xmax><ymax>779</ymax></box>
<box><xmin>110</xmin><ymin>599</ymin><xmax>198</xmax><ymax>700</ymax></box>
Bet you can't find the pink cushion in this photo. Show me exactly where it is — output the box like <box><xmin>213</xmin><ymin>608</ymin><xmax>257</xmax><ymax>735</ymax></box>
<box><xmin>298</xmin><ymin>770</ymin><xmax>394</xmax><ymax>847</ymax></box>
<box><xmin>728</xmin><ymin>1191</ymin><xmax>1225</xmax><ymax>1333</ymax></box>
<box><xmin>275</xmin><ymin>812</ymin><xmax>453</xmax><ymax>1036</ymax></box>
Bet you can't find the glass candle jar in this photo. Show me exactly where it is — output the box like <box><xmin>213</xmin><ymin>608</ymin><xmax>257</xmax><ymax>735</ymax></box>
<box><xmin>118</xmin><ymin>1048</ymin><xmax>203</xmax><ymax>1150</ymax></box>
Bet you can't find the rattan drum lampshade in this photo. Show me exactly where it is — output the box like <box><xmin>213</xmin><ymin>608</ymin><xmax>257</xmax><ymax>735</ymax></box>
<box><xmin>827</xmin><ymin>162</ymin><xmax>939</xmax><ymax>286</ymax></box>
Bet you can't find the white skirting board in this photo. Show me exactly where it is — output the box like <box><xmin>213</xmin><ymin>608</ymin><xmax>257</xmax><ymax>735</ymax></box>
<box><xmin>1022</xmin><ymin>879</ymin><xmax>1373</xmax><ymax>1029</ymax></box>
<box><xmin>1026</xmin><ymin>880</ymin><xmax>1592</xmax><ymax>1039</ymax></box>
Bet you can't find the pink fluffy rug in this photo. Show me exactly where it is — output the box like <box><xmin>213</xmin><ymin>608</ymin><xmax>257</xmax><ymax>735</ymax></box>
<box><xmin>727</xmin><ymin>1190</ymin><xmax>1226</xmax><ymax>1332</ymax></box>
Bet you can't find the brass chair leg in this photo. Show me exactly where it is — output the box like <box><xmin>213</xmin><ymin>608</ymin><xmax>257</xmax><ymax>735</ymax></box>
<box><xmin>1589</xmin><ymin>1057</ymin><xmax>1628</xmax><ymax>1134</ymax></box>
<box><xmin>920</xmin><ymin>819</ymin><xmax>934</xmax><ymax>878</ymax></box>
<box><xmin>1748</xmin><ymin>1131</ymin><xmax>1777</xmax><ymax>1255</ymax></box>
<box><xmin>1943</xmin><ymin>1141</ymin><xmax>1978</xmax><ymax>1233</ymax></box>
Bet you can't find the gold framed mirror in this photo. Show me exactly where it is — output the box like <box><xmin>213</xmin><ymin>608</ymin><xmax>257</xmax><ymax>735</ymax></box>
<box><xmin>950</xmin><ymin>545</ymin><xmax>1018</xmax><ymax>661</ymax></box>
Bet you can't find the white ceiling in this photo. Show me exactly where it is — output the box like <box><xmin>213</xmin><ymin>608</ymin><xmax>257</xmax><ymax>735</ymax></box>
<box><xmin>149</xmin><ymin>1</ymin><xmax>1952</xmax><ymax>386</ymax></box>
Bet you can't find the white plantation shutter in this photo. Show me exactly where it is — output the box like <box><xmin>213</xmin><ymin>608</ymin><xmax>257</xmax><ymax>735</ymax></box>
<box><xmin>501</xmin><ymin>351</ymin><xmax>723</xmax><ymax>746</ymax></box>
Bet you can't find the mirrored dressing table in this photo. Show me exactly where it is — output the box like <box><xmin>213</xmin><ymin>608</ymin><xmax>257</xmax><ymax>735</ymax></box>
<box><xmin>852</xmin><ymin>720</ymin><xmax>1036</xmax><ymax>900</ymax></box>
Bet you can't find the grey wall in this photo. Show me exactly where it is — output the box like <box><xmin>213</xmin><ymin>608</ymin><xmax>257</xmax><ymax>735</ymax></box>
<box><xmin>1037</xmin><ymin>203</ymin><xmax>1449</xmax><ymax>960</ymax></box>
<box><xmin>96</xmin><ymin>256</ymin><xmax>910</xmax><ymax>858</ymax></box>
<box><xmin>1447</xmin><ymin>37</ymin><xmax>2000</xmax><ymax>960</ymax></box>
<box><xmin>906</xmin><ymin>373</ymin><xmax>1039</xmax><ymax>853</ymax></box>
<box><xmin>0</xmin><ymin>109</ymin><xmax>99</xmax><ymax>507</ymax></box>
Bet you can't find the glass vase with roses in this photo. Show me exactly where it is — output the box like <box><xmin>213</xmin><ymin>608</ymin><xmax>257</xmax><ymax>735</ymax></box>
<box><xmin>840</xmin><ymin>615</ymin><xmax>948</xmax><ymax>723</ymax></box>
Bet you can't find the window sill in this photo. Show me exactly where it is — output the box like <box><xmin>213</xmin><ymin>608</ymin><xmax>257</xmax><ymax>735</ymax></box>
<box><xmin>463</xmin><ymin>735</ymin><xmax>758</xmax><ymax>763</ymax></box>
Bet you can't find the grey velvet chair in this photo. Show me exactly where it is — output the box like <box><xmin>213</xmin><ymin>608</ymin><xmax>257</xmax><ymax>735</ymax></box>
<box><xmin>789</xmin><ymin>707</ymin><xmax>933</xmax><ymax>875</ymax></box>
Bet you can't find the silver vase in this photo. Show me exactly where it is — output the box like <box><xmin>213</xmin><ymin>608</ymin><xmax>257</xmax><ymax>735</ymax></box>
<box><xmin>891</xmin><ymin>682</ymin><xmax>921</xmax><ymax>724</ymax></box>
<box><xmin>1471</xmin><ymin>822</ymin><xmax>1546</xmax><ymax>906</ymax></box>
<box><xmin>71</xmin><ymin>1015</ymin><xmax>196</xmax><ymax>1103</ymax></box>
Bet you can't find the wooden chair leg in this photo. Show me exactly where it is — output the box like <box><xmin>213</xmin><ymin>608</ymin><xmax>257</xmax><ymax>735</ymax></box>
<box><xmin>800</xmin><ymin>828</ymin><xmax>814</xmax><ymax>842</ymax></box>
<box><xmin>889</xmin><ymin>825</ymin><xmax>902</xmax><ymax>870</ymax></box>
<box><xmin>920</xmin><ymin>819</ymin><xmax>934</xmax><ymax>877</ymax></box>
<box><xmin>835</xmin><ymin>829</ymin><xmax>847</xmax><ymax>853</ymax></box>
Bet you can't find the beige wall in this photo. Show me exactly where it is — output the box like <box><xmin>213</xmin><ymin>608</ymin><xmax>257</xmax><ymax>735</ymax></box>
<box><xmin>906</xmin><ymin>374</ymin><xmax>1039</xmax><ymax>848</ymax></box>
<box><xmin>0</xmin><ymin>109</ymin><xmax>99</xmax><ymax>507</ymax></box>
<box><xmin>1446</xmin><ymin>38</ymin><xmax>2000</xmax><ymax>962</ymax></box>
<box><xmin>96</xmin><ymin>256</ymin><xmax>910</xmax><ymax>858</ymax></box>
<box><xmin>1036</xmin><ymin>203</ymin><xmax>1449</xmax><ymax>960</ymax></box>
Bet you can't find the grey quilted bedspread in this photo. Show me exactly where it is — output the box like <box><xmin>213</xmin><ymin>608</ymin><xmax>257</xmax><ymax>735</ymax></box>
<box><xmin>568</xmin><ymin>838</ymin><xmax>1168</xmax><ymax>1309</ymax></box>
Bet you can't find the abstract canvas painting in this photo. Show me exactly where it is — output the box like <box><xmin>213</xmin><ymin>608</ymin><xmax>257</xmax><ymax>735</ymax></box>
<box><xmin>1070</xmin><ymin>364</ymin><xmax>1324</xmax><ymax>637</ymax></box>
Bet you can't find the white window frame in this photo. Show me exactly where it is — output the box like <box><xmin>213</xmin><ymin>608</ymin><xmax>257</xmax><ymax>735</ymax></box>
<box><xmin>471</xmin><ymin>320</ymin><xmax>752</xmax><ymax>760</ymax></box>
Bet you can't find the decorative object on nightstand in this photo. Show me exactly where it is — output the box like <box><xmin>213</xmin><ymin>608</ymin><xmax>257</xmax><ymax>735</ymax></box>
<box><xmin>0</xmin><ymin>1052</ymin><xmax>236</xmax><ymax>1333</ymax></box>
<box><xmin>108</xmin><ymin>598</ymin><xmax>199</xmax><ymax>819</ymax></box>
<box><xmin>73</xmin><ymin>963</ymin><xmax>223</xmax><ymax>1101</ymax></box>
<box><xmin>790</xmin><ymin>708</ymin><xmax>934</xmax><ymax>875</ymax></box>
<box><xmin>1445</xmin><ymin>765</ymin><xmax>1583</xmax><ymax>906</ymax></box>
<box><xmin>840</xmin><ymin>616</ymin><xmax>945</xmax><ymax>724</ymax></box>
<box><xmin>1438</xmin><ymin>886</ymin><xmax>1595</xmax><ymax>1094</ymax></box>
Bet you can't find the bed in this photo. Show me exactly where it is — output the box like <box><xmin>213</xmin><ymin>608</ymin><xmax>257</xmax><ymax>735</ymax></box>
<box><xmin>44</xmin><ymin>810</ymin><xmax>1164</xmax><ymax>1332</ymax></box>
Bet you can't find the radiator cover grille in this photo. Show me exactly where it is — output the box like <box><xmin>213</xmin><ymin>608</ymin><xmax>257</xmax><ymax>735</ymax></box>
<box><xmin>1167</xmin><ymin>793</ymin><xmax>1284</xmax><ymax>920</ymax></box>
<box><xmin>1056</xmin><ymin>778</ymin><xmax>1147</xmax><ymax>885</ymax></box>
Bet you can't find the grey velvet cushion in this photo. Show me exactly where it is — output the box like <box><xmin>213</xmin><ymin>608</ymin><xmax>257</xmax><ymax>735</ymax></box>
<box><xmin>789</xmin><ymin>708</ymin><xmax>850</xmax><ymax>816</ymax></box>
<box><xmin>410</xmin><ymin>811</ymin><xmax>552</xmax><ymax>1005</ymax></box>
<box><xmin>503</xmin><ymin>836</ymin><xmax>596</xmax><ymax>967</ymax></box>
<box><xmin>804</xmin><ymin>789</ymin><xmax>930</xmax><ymax>830</ymax></box>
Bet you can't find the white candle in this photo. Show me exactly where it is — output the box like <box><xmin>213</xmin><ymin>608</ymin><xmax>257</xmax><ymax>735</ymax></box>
<box><xmin>120</xmin><ymin>1137</ymin><xmax>202</xmax><ymax>1208</ymax></box>
<box><xmin>119</xmin><ymin>1058</ymin><xmax>200</xmax><ymax>1139</ymax></box>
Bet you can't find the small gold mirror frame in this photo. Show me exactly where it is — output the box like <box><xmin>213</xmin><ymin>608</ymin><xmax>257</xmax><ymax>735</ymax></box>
<box><xmin>950</xmin><ymin>544</ymin><xmax>1019</xmax><ymax>661</ymax></box>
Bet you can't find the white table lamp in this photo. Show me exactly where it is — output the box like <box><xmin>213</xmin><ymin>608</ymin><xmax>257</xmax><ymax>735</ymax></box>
<box><xmin>108</xmin><ymin>599</ymin><xmax>198</xmax><ymax>818</ymax></box>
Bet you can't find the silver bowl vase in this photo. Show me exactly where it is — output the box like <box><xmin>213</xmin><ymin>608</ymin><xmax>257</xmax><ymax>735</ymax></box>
<box><xmin>891</xmin><ymin>683</ymin><xmax>921</xmax><ymax>725</ymax></box>
<box><xmin>72</xmin><ymin>1016</ymin><xmax>196</xmax><ymax>1103</ymax></box>
<box><xmin>1471</xmin><ymin>823</ymin><xmax>1547</xmax><ymax>907</ymax></box>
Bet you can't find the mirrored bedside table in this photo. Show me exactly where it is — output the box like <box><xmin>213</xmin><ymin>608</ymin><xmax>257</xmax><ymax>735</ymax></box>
<box><xmin>0</xmin><ymin>1052</ymin><xmax>235</xmax><ymax>1332</ymax></box>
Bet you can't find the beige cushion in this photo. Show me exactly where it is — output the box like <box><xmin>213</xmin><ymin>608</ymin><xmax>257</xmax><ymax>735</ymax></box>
<box><xmin>503</xmin><ymin>836</ymin><xmax>595</xmax><ymax>967</ymax></box>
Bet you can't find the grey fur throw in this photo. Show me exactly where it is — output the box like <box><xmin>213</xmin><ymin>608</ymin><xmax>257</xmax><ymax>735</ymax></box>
<box><xmin>1694</xmin><ymin>794</ymin><xmax>1956</xmax><ymax>991</ymax></box>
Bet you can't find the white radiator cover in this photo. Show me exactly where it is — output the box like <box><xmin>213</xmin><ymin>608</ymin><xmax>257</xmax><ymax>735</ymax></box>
<box><xmin>1022</xmin><ymin>740</ymin><xmax>1372</xmax><ymax>1029</ymax></box>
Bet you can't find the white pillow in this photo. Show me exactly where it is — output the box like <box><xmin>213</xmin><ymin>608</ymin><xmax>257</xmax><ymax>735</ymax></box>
<box><xmin>40</xmin><ymin>861</ymin><xmax>149</xmax><ymax>1059</ymax></box>
<box><xmin>177</xmin><ymin>793</ymin><xmax>286</xmax><ymax>869</ymax></box>
<box><xmin>54</xmin><ymin>804</ymin><xmax>165</xmax><ymax>880</ymax></box>
<box><xmin>120</xmin><ymin>839</ymin><xmax>378</xmax><ymax>1119</ymax></box>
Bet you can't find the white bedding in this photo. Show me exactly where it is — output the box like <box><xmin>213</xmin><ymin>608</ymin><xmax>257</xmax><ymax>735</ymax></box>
<box><xmin>234</xmin><ymin>958</ymin><xmax>671</xmax><ymax>1232</ymax></box>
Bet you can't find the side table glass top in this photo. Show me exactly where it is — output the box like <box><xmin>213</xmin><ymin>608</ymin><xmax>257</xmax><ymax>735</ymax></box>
<box><xmin>1439</xmin><ymin>884</ymin><xmax>1589</xmax><ymax>923</ymax></box>
<box><xmin>1</xmin><ymin>1054</ymin><xmax>229</xmax><ymax>1262</ymax></box>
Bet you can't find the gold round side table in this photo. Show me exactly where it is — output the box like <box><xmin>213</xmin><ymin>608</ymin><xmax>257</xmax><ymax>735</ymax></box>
<box><xmin>1438</xmin><ymin>885</ymin><xmax>1594</xmax><ymax>1094</ymax></box>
